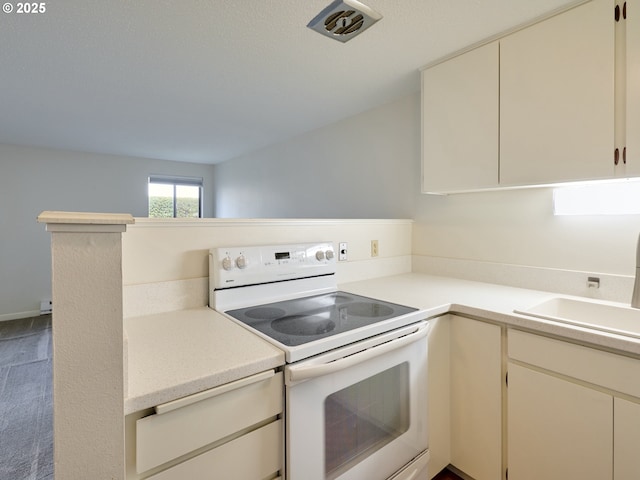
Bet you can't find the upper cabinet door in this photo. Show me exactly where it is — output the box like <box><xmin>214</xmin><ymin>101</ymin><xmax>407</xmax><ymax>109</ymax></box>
<box><xmin>421</xmin><ymin>42</ymin><xmax>499</xmax><ymax>193</ymax></box>
<box><xmin>626</xmin><ymin>0</ymin><xmax>640</xmax><ymax>175</ymax></box>
<box><xmin>500</xmin><ymin>0</ymin><xmax>615</xmax><ymax>186</ymax></box>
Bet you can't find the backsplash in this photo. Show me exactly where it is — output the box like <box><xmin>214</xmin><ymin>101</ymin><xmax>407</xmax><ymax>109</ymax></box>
<box><xmin>121</xmin><ymin>217</ymin><xmax>636</xmax><ymax>318</ymax></box>
<box><xmin>122</xmin><ymin>218</ymin><xmax>413</xmax><ymax>318</ymax></box>
<box><xmin>413</xmin><ymin>255</ymin><xmax>634</xmax><ymax>304</ymax></box>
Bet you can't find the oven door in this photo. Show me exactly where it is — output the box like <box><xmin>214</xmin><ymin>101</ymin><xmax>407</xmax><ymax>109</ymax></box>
<box><xmin>284</xmin><ymin>321</ymin><xmax>430</xmax><ymax>480</ymax></box>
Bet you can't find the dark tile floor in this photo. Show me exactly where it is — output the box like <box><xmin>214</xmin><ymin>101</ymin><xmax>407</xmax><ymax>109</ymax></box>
<box><xmin>0</xmin><ymin>315</ymin><xmax>53</xmax><ymax>480</ymax></box>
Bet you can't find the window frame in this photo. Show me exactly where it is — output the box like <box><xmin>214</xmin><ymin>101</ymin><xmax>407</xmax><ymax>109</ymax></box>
<box><xmin>148</xmin><ymin>175</ymin><xmax>204</xmax><ymax>218</ymax></box>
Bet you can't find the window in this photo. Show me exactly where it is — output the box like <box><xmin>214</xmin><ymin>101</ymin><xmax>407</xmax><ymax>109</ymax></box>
<box><xmin>148</xmin><ymin>175</ymin><xmax>203</xmax><ymax>218</ymax></box>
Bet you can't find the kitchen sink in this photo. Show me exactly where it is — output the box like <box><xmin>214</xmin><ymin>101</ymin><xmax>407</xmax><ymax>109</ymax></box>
<box><xmin>515</xmin><ymin>297</ymin><xmax>640</xmax><ymax>339</ymax></box>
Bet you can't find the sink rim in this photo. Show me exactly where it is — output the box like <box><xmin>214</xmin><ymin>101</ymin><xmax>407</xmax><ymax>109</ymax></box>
<box><xmin>514</xmin><ymin>296</ymin><xmax>640</xmax><ymax>340</ymax></box>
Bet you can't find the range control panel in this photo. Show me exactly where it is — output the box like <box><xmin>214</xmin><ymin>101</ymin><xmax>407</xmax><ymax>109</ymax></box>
<box><xmin>210</xmin><ymin>242</ymin><xmax>336</xmax><ymax>289</ymax></box>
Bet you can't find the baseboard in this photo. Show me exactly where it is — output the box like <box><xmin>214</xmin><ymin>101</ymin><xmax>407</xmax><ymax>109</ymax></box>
<box><xmin>444</xmin><ymin>465</ymin><xmax>474</xmax><ymax>480</ymax></box>
<box><xmin>0</xmin><ymin>310</ymin><xmax>42</xmax><ymax>322</ymax></box>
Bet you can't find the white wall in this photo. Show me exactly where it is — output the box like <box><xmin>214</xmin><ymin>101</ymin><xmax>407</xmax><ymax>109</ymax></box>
<box><xmin>214</xmin><ymin>91</ymin><xmax>640</xmax><ymax>279</ymax></box>
<box><xmin>0</xmin><ymin>144</ymin><xmax>216</xmax><ymax>319</ymax></box>
<box><xmin>212</xmin><ymin>94</ymin><xmax>420</xmax><ymax>219</ymax></box>
<box><xmin>6</xmin><ymin>89</ymin><xmax>640</xmax><ymax>318</ymax></box>
<box><xmin>414</xmin><ymin>188</ymin><xmax>640</xmax><ymax>277</ymax></box>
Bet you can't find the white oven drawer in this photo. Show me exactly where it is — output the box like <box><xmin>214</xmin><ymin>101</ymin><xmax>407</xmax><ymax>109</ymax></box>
<box><xmin>136</xmin><ymin>370</ymin><xmax>282</xmax><ymax>473</ymax></box>
<box><xmin>147</xmin><ymin>420</ymin><xmax>283</xmax><ymax>480</ymax></box>
<box><xmin>388</xmin><ymin>450</ymin><xmax>430</xmax><ymax>480</ymax></box>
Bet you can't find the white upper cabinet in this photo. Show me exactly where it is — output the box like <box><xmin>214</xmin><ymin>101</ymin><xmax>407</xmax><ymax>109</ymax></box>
<box><xmin>500</xmin><ymin>0</ymin><xmax>615</xmax><ymax>186</ymax></box>
<box><xmin>422</xmin><ymin>42</ymin><xmax>499</xmax><ymax>193</ymax></box>
<box><xmin>421</xmin><ymin>0</ymin><xmax>632</xmax><ymax>193</ymax></box>
<box><xmin>625</xmin><ymin>0</ymin><xmax>640</xmax><ymax>175</ymax></box>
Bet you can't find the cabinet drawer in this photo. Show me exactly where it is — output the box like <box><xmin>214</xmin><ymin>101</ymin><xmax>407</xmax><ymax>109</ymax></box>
<box><xmin>508</xmin><ymin>330</ymin><xmax>640</xmax><ymax>397</ymax></box>
<box><xmin>137</xmin><ymin>370</ymin><xmax>282</xmax><ymax>473</ymax></box>
<box><xmin>147</xmin><ymin>419</ymin><xmax>283</xmax><ymax>480</ymax></box>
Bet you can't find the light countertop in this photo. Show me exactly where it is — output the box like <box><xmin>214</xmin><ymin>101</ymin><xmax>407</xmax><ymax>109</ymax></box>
<box><xmin>341</xmin><ymin>273</ymin><xmax>640</xmax><ymax>356</ymax></box>
<box><xmin>124</xmin><ymin>307</ymin><xmax>284</xmax><ymax>414</ymax></box>
<box><xmin>125</xmin><ymin>272</ymin><xmax>640</xmax><ymax>414</ymax></box>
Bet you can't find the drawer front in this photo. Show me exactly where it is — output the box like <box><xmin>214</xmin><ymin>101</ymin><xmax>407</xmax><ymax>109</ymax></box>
<box><xmin>137</xmin><ymin>371</ymin><xmax>282</xmax><ymax>473</ymax></box>
<box><xmin>148</xmin><ymin>419</ymin><xmax>283</xmax><ymax>480</ymax></box>
<box><xmin>508</xmin><ymin>329</ymin><xmax>640</xmax><ymax>397</ymax></box>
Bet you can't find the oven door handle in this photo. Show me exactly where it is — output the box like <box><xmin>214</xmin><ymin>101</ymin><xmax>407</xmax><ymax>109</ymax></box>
<box><xmin>285</xmin><ymin>322</ymin><xmax>430</xmax><ymax>384</ymax></box>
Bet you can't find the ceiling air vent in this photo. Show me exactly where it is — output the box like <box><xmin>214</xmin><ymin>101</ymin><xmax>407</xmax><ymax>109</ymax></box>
<box><xmin>307</xmin><ymin>0</ymin><xmax>382</xmax><ymax>43</ymax></box>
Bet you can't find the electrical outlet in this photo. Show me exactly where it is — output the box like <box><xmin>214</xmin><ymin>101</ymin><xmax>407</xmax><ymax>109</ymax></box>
<box><xmin>339</xmin><ymin>242</ymin><xmax>348</xmax><ymax>261</ymax></box>
<box><xmin>40</xmin><ymin>298</ymin><xmax>52</xmax><ymax>314</ymax></box>
<box><xmin>371</xmin><ymin>240</ymin><xmax>379</xmax><ymax>257</ymax></box>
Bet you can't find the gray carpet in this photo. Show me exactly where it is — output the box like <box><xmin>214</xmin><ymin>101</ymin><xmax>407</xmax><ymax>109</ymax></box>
<box><xmin>0</xmin><ymin>315</ymin><xmax>53</xmax><ymax>480</ymax></box>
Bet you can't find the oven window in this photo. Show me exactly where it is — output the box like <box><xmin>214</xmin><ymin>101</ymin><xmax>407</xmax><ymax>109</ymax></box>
<box><xmin>324</xmin><ymin>362</ymin><xmax>410</xmax><ymax>479</ymax></box>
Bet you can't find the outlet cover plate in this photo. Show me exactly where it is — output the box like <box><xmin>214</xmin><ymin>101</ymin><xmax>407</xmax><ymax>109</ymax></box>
<box><xmin>339</xmin><ymin>242</ymin><xmax>348</xmax><ymax>261</ymax></box>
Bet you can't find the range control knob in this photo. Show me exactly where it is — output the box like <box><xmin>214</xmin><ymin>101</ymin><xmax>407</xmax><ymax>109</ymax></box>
<box><xmin>222</xmin><ymin>256</ymin><xmax>233</xmax><ymax>271</ymax></box>
<box><xmin>325</xmin><ymin>250</ymin><xmax>335</xmax><ymax>260</ymax></box>
<box><xmin>315</xmin><ymin>250</ymin><xmax>325</xmax><ymax>261</ymax></box>
<box><xmin>235</xmin><ymin>255</ymin><xmax>248</xmax><ymax>269</ymax></box>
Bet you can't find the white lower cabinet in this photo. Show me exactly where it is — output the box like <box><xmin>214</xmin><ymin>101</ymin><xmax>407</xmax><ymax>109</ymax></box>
<box><xmin>428</xmin><ymin>315</ymin><xmax>503</xmax><ymax>480</ymax></box>
<box><xmin>449</xmin><ymin>316</ymin><xmax>502</xmax><ymax>480</ymax></box>
<box><xmin>614</xmin><ymin>397</ymin><xmax>640</xmax><ymax>479</ymax></box>
<box><xmin>146</xmin><ymin>420</ymin><xmax>282</xmax><ymax>480</ymax></box>
<box><xmin>507</xmin><ymin>329</ymin><xmax>640</xmax><ymax>480</ymax></box>
<box><xmin>507</xmin><ymin>362</ymin><xmax>612</xmax><ymax>480</ymax></box>
<box><xmin>427</xmin><ymin>315</ymin><xmax>451</xmax><ymax>476</ymax></box>
<box><xmin>126</xmin><ymin>370</ymin><xmax>283</xmax><ymax>479</ymax></box>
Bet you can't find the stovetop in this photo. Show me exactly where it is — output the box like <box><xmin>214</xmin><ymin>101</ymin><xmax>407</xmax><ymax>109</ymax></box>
<box><xmin>209</xmin><ymin>243</ymin><xmax>426</xmax><ymax>362</ymax></box>
<box><xmin>224</xmin><ymin>291</ymin><xmax>418</xmax><ymax>348</ymax></box>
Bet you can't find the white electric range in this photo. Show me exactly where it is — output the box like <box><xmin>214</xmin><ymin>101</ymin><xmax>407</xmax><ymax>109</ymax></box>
<box><xmin>209</xmin><ymin>242</ymin><xmax>431</xmax><ymax>480</ymax></box>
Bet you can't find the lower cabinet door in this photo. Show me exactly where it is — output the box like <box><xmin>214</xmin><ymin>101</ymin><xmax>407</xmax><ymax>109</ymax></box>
<box><xmin>147</xmin><ymin>420</ymin><xmax>282</xmax><ymax>480</ymax></box>
<box><xmin>137</xmin><ymin>371</ymin><xmax>282</xmax><ymax>473</ymax></box>
<box><xmin>450</xmin><ymin>316</ymin><xmax>502</xmax><ymax>480</ymax></box>
<box><xmin>614</xmin><ymin>397</ymin><xmax>640</xmax><ymax>480</ymax></box>
<box><xmin>427</xmin><ymin>315</ymin><xmax>451</xmax><ymax>478</ymax></box>
<box><xmin>507</xmin><ymin>363</ymin><xmax>612</xmax><ymax>480</ymax></box>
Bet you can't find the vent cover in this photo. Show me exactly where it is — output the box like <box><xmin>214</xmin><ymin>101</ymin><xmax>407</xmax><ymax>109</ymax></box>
<box><xmin>307</xmin><ymin>0</ymin><xmax>382</xmax><ymax>43</ymax></box>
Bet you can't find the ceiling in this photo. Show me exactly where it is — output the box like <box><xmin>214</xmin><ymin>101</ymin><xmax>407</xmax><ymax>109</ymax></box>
<box><xmin>0</xmin><ymin>0</ymin><xmax>580</xmax><ymax>165</ymax></box>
